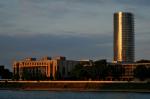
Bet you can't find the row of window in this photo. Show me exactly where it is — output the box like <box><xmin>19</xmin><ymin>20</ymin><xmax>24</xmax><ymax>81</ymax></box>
<box><xmin>20</xmin><ymin>62</ymin><xmax>53</xmax><ymax>66</ymax></box>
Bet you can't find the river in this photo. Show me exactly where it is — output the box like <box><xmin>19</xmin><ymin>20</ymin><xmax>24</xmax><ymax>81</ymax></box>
<box><xmin>0</xmin><ymin>90</ymin><xmax>150</xmax><ymax>99</ymax></box>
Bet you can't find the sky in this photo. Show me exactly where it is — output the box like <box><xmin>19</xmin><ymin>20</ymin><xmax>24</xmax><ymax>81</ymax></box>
<box><xmin>0</xmin><ymin>0</ymin><xmax>150</xmax><ymax>70</ymax></box>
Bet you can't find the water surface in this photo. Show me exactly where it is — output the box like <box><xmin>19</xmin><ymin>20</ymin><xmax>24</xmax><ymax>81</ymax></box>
<box><xmin>0</xmin><ymin>90</ymin><xmax>150</xmax><ymax>99</ymax></box>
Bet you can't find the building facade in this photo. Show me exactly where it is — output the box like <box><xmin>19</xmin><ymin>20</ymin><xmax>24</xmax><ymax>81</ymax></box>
<box><xmin>13</xmin><ymin>56</ymin><xmax>80</xmax><ymax>80</ymax></box>
<box><xmin>114</xmin><ymin>12</ymin><xmax>135</xmax><ymax>63</ymax></box>
<box><xmin>107</xmin><ymin>62</ymin><xmax>150</xmax><ymax>81</ymax></box>
<box><xmin>13</xmin><ymin>56</ymin><xmax>92</xmax><ymax>80</ymax></box>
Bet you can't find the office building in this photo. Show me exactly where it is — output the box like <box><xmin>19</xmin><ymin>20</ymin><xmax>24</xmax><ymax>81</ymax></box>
<box><xmin>114</xmin><ymin>12</ymin><xmax>135</xmax><ymax>63</ymax></box>
<box><xmin>13</xmin><ymin>56</ymin><xmax>92</xmax><ymax>80</ymax></box>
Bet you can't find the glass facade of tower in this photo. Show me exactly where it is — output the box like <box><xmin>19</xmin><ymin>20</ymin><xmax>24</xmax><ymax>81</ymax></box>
<box><xmin>114</xmin><ymin>12</ymin><xmax>134</xmax><ymax>63</ymax></box>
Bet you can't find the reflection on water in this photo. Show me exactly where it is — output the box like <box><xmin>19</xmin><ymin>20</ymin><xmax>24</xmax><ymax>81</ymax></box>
<box><xmin>0</xmin><ymin>90</ymin><xmax>150</xmax><ymax>99</ymax></box>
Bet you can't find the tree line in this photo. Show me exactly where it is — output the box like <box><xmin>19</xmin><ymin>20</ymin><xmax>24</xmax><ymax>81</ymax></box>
<box><xmin>69</xmin><ymin>60</ymin><xmax>150</xmax><ymax>81</ymax></box>
<box><xmin>69</xmin><ymin>60</ymin><xmax>125</xmax><ymax>81</ymax></box>
<box><xmin>13</xmin><ymin>60</ymin><xmax>150</xmax><ymax>81</ymax></box>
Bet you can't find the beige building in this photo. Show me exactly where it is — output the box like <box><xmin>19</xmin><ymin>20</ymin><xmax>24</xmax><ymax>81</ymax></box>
<box><xmin>13</xmin><ymin>56</ymin><xmax>81</xmax><ymax>80</ymax></box>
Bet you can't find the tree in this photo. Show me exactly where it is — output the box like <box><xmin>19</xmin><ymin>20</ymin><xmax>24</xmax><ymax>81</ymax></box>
<box><xmin>108</xmin><ymin>64</ymin><xmax>125</xmax><ymax>80</ymax></box>
<box><xmin>148</xmin><ymin>67</ymin><xmax>150</xmax><ymax>79</ymax></box>
<box><xmin>93</xmin><ymin>60</ymin><xmax>108</xmax><ymax>80</ymax></box>
<box><xmin>70</xmin><ymin>64</ymin><xmax>91</xmax><ymax>80</ymax></box>
<box><xmin>13</xmin><ymin>73</ymin><xmax>20</xmax><ymax>80</ymax></box>
<box><xmin>22</xmin><ymin>69</ymin><xmax>31</xmax><ymax>80</ymax></box>
<box><xmin>50</xmin><ymin>73</ymin><xmax>54</xmax><ymax>80</ymax></box>
<box><xmin>21</xmin><ymin>68</ymin><xmax>47</xmax><ymax>81</ymax></box>
<box><xmin>134</xmin><ymin>65</ymin><xmax>148</xmax><ymax>81</ymax></box>
<box><xmin>55</xmin><ymin>71</ymin><xmax>61</xmax><ymax>80</ymax></box>
<box><xmin>70</xmin><ymin>64</ymin><xmax>83</xmax><ymax>80</ymax></box>
<box><xmin>136</xmin><ymin>60</ymin><xmax>150</xmax><ymax>63</ymax></box>
<box><xmin>70</xmin><ymin>60</ymin><xmax>109</xmax><ymax>80</ymax></box>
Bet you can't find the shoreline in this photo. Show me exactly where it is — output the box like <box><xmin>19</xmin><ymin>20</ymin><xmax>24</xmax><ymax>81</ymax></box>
<box><xmin>1</xmin><ymin>88</ymin><xmax>150</xmax><ymax>93</ymax></box>
<box><xmin>0</xmin><ymin>81</ymin><xmax>150</xmax><ymax>93</ymax></box>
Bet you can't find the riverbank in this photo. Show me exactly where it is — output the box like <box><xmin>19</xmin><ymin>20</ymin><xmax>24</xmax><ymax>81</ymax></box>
<box><xmin>0</xmin><ymin>81</ymin><xmax>150</xmax><ymax>92</ymax></box>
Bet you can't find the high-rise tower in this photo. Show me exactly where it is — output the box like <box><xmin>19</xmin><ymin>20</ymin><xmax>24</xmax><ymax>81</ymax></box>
<box><xmin>114</xmin><ymin>12</ymin><xmax>134</xmax><ymax>63</ymax></box>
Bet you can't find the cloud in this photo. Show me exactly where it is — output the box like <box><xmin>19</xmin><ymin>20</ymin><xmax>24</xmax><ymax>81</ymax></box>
<box><xmin>0</xmin><ymin>0</ymin><xmax>150</xmax><ymax>70</ymax></box>
<box><xmin>0</xmin><ymin>34</ymin><xmax>112</xmax><ymax>70</ymax></box>
<box><xmin>28</xmin><ymin>0</ymin><xmax>105</xmax><ymax>4</ymax></box>
<box><xmin>0</xmin><ymin>0</ymin><xmax>114</xmax><ymax>36</ymax></box>
<box><xmin>1</xmin><ymin>32</ymin><xmax>150</xmax><ymax>70</ymax></box>
<box><xmin>0</xmin><ymin>0</ymin><xmax>150</xmax><ymax>36</ymax></box>
<box><xmin>116</xmin><ymin>0</ymin><xmax>150</xmax><ymax>6</ymax></box>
